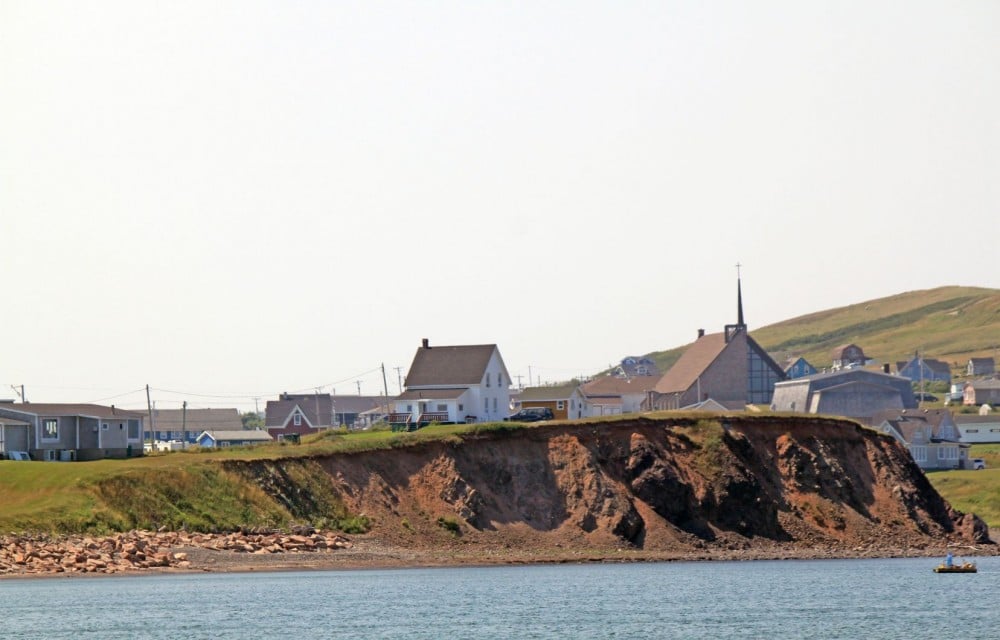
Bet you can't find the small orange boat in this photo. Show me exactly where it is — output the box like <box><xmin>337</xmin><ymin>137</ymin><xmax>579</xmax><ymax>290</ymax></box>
<box><xmin>933</xmin><ymin>562</ymin><xmax>977</xmax><ymax>573</ymax></box>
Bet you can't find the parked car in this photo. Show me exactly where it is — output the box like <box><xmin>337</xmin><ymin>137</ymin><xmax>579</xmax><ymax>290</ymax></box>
<box><xmin>914</xmin><ymin>392</ymin><xmax>939</xmax><ymax>402</ymax></box>
<box><xmin>504</xmin><ymin>407</ymin><xmax>554</xmax><ymax>422</ymax></box>
<box><xmin>972</xmin><ymin>458</ymin><xmax>986</xmax><ymax>470</ymax></box>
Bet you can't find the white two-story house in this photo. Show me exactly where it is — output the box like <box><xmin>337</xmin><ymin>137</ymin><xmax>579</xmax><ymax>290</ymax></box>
<box><xmin>391</xmin><ymin>339</ymin><xmax>511</xmax><ymax>427</ymax></box>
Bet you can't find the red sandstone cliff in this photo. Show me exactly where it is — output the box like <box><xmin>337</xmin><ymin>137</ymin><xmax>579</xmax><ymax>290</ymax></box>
<box><xmin>306</xmin><ymin>416</ymin><xmax>988</xmax><ymax>556</ymax></box>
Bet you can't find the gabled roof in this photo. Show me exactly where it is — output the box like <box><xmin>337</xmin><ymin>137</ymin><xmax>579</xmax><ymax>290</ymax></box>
<box><xmin>898</xmin><ymin>357</ymin><xmax>951</xmax><ymax>374</ymax></box>
<box><xmin>517</xmin><ymin>384</ymin><xmax>581</xmax><ymax>402</ymax></box>
<box><xmin>0</xmin><ymin>403</ymin><xmax>144</xmax><ymax>420</ymax></box>
<box><xmin>653</xmin><ymin>332</ymin><xmax>728</xmax><ymax>394</ymax></box>
<box><xmin>142</xmin><ymin>408</ymin><xmax>242</xmax><ymax>431</ymax></box>
<box><xmin>265</xmin><ymin>396</ymin><xmax>333</xmax><ymax>428</ymax></box>
<box><xmin>831</xmin><ymin>344</ymin><xmax>864</xmax><ymax>359</ymax></box>
<box><xmin>405</xmin><ymin>343</ymin><xmax>500</xmax><ymax>387</ymax></box>
<box><xmin>682</xmin><ymin>398</ymin><xmax>732</xmax><ymax>412</ymax></box>
<box><xmin>880</xmin><ymin>416</ymin><xmax>931</xmax><ymax>445</ymax></box>
<box><xmin>582</xmin><ymin>375</ymin><xmax>660</xmax><ymax>396</ymax></box>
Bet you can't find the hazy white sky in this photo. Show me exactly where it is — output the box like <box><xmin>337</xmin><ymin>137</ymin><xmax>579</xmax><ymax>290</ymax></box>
<box><xmin>2</xmin><ymin>1</ymin><xmax>998</xmax><ymax>411</ymax></box>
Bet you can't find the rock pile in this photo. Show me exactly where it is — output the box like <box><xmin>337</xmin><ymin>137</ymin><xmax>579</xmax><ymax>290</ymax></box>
<box><xmin>0</xmin><ymin>529</ymin><xmax>353</xmax><ymax>576</ymax></box>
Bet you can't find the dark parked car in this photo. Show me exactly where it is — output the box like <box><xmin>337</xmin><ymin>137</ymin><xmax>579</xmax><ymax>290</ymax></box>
<box><xmin>914</xmin><ymin>392</ymin><xmax>939</xmax><ymax>402</ymax></box>
<box><xmin>504</xmin><ymin>407</ymin><xmax>554</xmax><ymax>422</ymax></box>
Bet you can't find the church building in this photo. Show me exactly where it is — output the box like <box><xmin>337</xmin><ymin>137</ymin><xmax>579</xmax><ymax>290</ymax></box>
<box><xmin>645</xmin><ymin>276</ymin><xmax>786</xmax><ymax>410</ymax></box>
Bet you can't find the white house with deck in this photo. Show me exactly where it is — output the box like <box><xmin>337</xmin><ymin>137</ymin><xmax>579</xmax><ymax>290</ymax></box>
<box><xmin>391</xmin><ymin>339</ymin><xmax>511</xmax><ymax>428</ymax></box>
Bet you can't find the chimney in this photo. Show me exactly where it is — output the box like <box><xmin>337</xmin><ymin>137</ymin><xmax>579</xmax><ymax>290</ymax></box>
<box><xmin>422</xmin><ymin>338</ymin><xmax>430</xmax><ymax>348</ymax></box>
<box><xmin>697</xmin><ymin>329</ymin><xmax>705</xmax><ymax>339</ymax></box>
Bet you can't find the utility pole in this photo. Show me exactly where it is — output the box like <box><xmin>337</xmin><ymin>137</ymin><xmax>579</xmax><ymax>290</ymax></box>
<box><xmin>394</xmin><ymin>366</ymin><xmax>404</xmax><ymax>393</ymax></box>
<box><xmin>182</xmin><ymin>400</ymin><xmax>188</xmax><ymax>444</ymax></box>
<box><xmin>381</xmin><ymin>363</ymin><xmax>391</xmax><ymax>418</ymax></box>
<box><xmin>145</xmin><ymin>384</ymin><xmax>154</xmax><ymax>454</ymax></box>
<box><xmin>528</xmin><ymin>366</ymin><xmax>532</xmax><ymax>389</ymax></box>
<box><xmin>315</xmin><ymin>389</ymin><xmax>322</xmax><ymax>429</ymax></box>
<box><xmin>356</xmin><ymin>380</ymin><xmax>362</xmax><ymax>395</ymax></box>
<box><xmin>515</xmin><ymin>374</ymin><xmax>523</xmax><ymax>389</ymax></box>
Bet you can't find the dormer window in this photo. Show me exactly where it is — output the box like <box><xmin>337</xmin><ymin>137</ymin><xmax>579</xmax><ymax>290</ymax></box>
<box><xmin>293</xmin><ymin>413</ymin><xmax>301</xmax><ymax>426</ymax></box>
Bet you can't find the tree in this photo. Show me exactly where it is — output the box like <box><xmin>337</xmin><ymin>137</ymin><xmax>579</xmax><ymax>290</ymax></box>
<box><xmin>241</xmin><ymin>411</ymin><xmax>264</xmax><ymax>430</ymax></box>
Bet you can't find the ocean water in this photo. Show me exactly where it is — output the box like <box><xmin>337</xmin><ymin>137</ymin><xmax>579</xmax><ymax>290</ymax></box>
<box><xmin>1</xmin><ymin>557</ymin><xmax>997</xmax><ymax>639</ymax></box>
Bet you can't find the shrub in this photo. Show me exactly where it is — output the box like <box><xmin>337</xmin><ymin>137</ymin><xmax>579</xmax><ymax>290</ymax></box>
<box><xmin>436</xmin><ymin>516</ymin><xmax>461</xmax><ymax>535</ymax></box>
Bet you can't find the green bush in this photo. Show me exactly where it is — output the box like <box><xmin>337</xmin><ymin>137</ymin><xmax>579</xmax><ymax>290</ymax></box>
<box><xmin>436</xmin><ymin>516</ymin><xmax>461</xmax><ymax>535</ymax></box>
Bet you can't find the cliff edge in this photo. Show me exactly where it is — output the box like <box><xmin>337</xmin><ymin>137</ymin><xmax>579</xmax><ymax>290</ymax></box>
<box><xmin>231</xmin><ymin>415</ymin><xmax>988</xmax><ymax>560</ymax></box>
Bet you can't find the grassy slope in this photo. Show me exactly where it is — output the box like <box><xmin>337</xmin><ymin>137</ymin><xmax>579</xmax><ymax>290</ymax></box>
<box><xmin>646</xmin><ymin>286</ymin><xmax>1000</xmax><ymax>376</ymax></box>
<box><xmin>927</xmin><ymin>444</ymin><xmax>1000</xmax><ymax>531</ymax></box>
<box><xmin>0</xmin><ymin>421</ymin><xmax>536</xmax><ymax>534</ymax></box>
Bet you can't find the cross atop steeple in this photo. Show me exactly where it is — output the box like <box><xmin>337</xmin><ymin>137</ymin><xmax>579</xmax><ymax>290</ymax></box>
<box><xmin>724</xmin><ymin>263</ymin><xmax>747</xmax><ymax>343</ymax></box>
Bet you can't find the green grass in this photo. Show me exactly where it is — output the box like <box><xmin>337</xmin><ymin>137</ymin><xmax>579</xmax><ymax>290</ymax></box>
<box><xmin>0</xmin><ymin>421</ymin><xmax>549</xmax><ymax>534</ymax></box>
<box><xmin>926</xmin><ymin>444</ymin><xmax>1000</xmax><ymax>531</ymax></box>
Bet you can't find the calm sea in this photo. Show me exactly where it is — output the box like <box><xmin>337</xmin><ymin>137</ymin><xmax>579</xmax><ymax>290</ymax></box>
<box><xmin>1</xmin><ymin>557</ymin><xmax>996</xmax><ymax>639</ymax></box>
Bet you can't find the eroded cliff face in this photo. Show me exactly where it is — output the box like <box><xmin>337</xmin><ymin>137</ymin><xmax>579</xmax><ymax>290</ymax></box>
<box><xmin>255</xmin><ymin>416</ymin><xmax>991</xmax><ymax>554</ymax></box>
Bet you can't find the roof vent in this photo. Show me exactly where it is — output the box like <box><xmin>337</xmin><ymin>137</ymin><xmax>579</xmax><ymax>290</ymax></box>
<box><xmin>422</xmin><ymin>338</ymin><xmax>430</xmax><ymax>348</ymax></box>
<box><xmin>697</xmin><ymin>329</ymin><xmax>705</xmax><ymax>339</ymax></box>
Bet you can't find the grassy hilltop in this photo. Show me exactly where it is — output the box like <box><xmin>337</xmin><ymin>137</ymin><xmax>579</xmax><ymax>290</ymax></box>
<box><xmin>646</xmin><ymin>286</ymin><xmax>1000</xmax><ymax>376</ymax></box>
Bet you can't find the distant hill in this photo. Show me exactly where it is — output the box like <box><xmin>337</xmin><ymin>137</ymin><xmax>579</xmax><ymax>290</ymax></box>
<box><xmin>644</xmin><ymin>286</ymin><xmax>1000</xmax><ymax>377</ymax></box>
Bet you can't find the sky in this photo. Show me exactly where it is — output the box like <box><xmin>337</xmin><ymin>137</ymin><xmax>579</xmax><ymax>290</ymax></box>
<box><xmin>2</xmin><ymin>1</ymin><xmax>999</xmax><ymax>412</ymax></box>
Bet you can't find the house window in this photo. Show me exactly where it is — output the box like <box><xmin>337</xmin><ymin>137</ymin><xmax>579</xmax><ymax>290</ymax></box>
<box><xmin>102</xmin><ymin>423</ymin><xmax>109</xmax><ymax>431</ymax></box>
<box><xmin>486</xmin><ymin>373</ymin><xmax>491</xmax><ymax>387</ymax></box>
<box><xmin>557</xmin><ymin>401</ymin><xmax>565</xmax><ymax>410</ymax></box>
<box><xmin>42</xmin><ymin>419</ymin><xmax>59</xmax><ymax>440</ymax></box>
<box><xmin>293</xmin><ymin>413</ymin><xmax>301</xmax><ymax>426</ymax></box>
<box><xmin>911</xmin><ymin>446</ymin><xmax>926</xmax><ymax>462</ymax></box>
<box><xmin>967</xmin><ymin>429</ymin><xmax>979</xmax><ymax>433</ymax></box>
<box><xmin>484</xmin><ymin>398</ymin><xmax>488</xmax><ymax>411</ymax></box>
<box><xmin>458</xmin><ymin>404</ymin><xmax>463</xmax><ymax>412</ymax></box>
<box><xmin>406</xmin><ymin>405</ymin><xmax>412</xmax><ymax>412</ymax></box>
<box><xmin>127</xmin><ymin>420</ymin><xmax>140</xmax><ymax>440</ymax></box>
<box><xmin>493</xmin><ymin>398</ymin><xmax>497</xmax><ymax>411</ymax></box>
<box><xmin>437</xmin><ymin>404</ymin><xmax>447</xmax><ymax>412</ymax></box>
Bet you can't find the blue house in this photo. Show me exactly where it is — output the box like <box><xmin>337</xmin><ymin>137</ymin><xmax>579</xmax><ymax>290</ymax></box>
<box><xmin>196</xmin><ymin>430</ymin><xmax>273</xmax><ymax>448</ymax></box>
<box><xmin>897</xmin><ymin>354</ymin><xmax>952</xmax><ymax>384</ymax></box>
<box><xmin>783</xmin><ymin>357</ymin><xmax>817</xmax><ymax>380</ymax></box>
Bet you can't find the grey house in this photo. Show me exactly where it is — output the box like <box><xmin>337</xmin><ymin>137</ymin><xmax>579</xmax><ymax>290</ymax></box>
<box><xmin>968</xmin><ymin>357</ymin><xmax>996</xmax><ymax>376</ymax></box>
<box><xmin>873</xmin><ymin>409</ymin><xmax>968</xmax><ymax>470</ymax></box>
<box><xmin>896</xmin><ymin>355</ymin><xmax>952</xmax><ymax>384</ymax></box>
<box><xmin>0</xmin><ymin>402</ymin><xmax>144</xmax><ymax>461</ymax></box>
<box><xmin>770</xmin><ymin>368</ymin><xmax>917</xmax><ymax>425</ymax></box>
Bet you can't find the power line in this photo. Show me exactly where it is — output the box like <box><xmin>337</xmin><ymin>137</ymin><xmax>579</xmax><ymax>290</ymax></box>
<box><xmin>85</xmin><ymin>387</ymin><xmax>148</xmax><ymax>404</ymax></box>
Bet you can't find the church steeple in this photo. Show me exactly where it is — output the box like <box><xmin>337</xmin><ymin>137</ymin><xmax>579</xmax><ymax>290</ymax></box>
<box><xmin>725</xmin><ymin>263</ymin><xmax>747</xmax><ymax>343</ymax></box>
<box><xmin>737</xmin><ymin>264</ymin><xmax>745</xmax><ymax>328</ymax></box>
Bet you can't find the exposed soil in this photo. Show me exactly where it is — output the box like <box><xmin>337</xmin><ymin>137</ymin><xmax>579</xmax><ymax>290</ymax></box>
<box><xmin>3</xmin><ymin>415</ymin><xmax>993</xmax><ymax>578</ymax></box>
